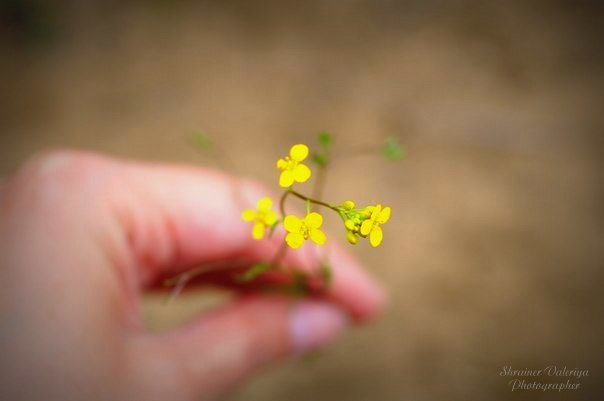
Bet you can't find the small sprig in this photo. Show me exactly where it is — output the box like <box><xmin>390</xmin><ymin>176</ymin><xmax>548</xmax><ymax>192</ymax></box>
<box><xmin>168</xmin><ymin>131</ymin><xmax>403</xmax><ymax>300</ymax></box>
<box><xmin>240</xmin><ymin>134</ymin><xmax>399</xmax><ymax>286</ymax></box>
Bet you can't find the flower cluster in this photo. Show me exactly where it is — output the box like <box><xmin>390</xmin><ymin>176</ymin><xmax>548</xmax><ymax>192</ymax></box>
<box><xmin>242</xmin><ymin>142</ymin><xmax>392</xmax><ymax>250</ymax></box>
<box><xmin>166</xmin><ymin>133</ymin><xmax>402</xmax><ymax>297</ymax></box>
<box><xmin>337</xmin><ymin>201</ymin><xmax>391</xmax><ymax>247</ymax></box>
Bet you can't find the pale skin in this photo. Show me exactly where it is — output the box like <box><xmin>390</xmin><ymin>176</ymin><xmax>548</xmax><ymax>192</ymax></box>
<box><xmin>0</xmin><ymin>150</ymin><xmax>385</xmax><ymax>401</ymax></box>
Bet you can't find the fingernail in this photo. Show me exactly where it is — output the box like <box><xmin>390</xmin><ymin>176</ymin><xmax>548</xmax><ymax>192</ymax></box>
<box><xmin>290</xmin><ymin>302</ymin><xmax>347</xmax><ymax>353</ymax></box>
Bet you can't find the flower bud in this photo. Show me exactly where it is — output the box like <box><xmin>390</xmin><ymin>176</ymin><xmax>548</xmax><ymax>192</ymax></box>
<box><xmin>346</xmin><ymin>231</ymin><xmax>358</xmax><ymax>245</ymax></box>
<box><xmin>343</xmin><ymin>200</ymin><xmax>355</xmax><ymax>210</ymax></box>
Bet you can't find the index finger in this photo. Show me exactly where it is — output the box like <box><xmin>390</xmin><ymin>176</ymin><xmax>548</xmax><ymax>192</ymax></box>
<box><xmin>22</xmin><ymin>152</ymin><xmax>385</xmax><ymax>321</ymax></box>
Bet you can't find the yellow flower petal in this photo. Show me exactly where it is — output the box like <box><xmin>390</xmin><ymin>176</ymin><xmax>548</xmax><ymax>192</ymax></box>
<box><xmin>304</xmin><ymin>212</ymin><xmax>323</xmax><ymax>228</ymax></box>
<box><xmin>309</xmin><ymin>228</ymin><xmax>327</xmax><ymax>245</ymax></box>
<box><xmin>257</xmin><ymin>197</ymin><xmax>272</xmax><ymax>213</ymax></box>
<box><xmin>252</xmin><ymin>222</ymin><xmax>265</xmax><ymax>240</ymax></box>
<box><xmin>276</xmin><ymin>159</ymin><xmax>288</xmax><ymax>169</ymax></box>
<box><xmin>377</xmin><ymin>206</ymin><xmax>391</xmax><ymax>224</ymax></box>
<box><xmin>371</xmin><ymin>204</ymin><xmax>382</xmax><ymax>221</ymax></box>
<box><xmin>283</xmin><ymin>215</ymin><xmax>302</xmax><ymax>233</ymax></box>
<box><xmin>290</xmin><ymin>144</ymin><xmax>309</xmax><ymax>162</ymax></box>
<box><xmin>242</xmin><ymin>210</ymin><xmax>256</xmax><ymax>222</ymax></box>
<box><xmin>344</xmin><ymin>219</ymin><xmax>356</xmax><ymax>231</ymax></box>
<box><xmin>360</xmin><ymin>219</ymin><xmax>373</xmax><ymax>236</ymax></box>
<box><xmin>369</xmin><ymin>226</ymin><xmax>383</xmax><ymax>247</ymax></box>
<box><xmin>264</xmin><ymin>211</ymin><xmax>278</xmax><ymax>226</ymax></box>
<box><xmin>292</xmin><ymin>163</ymin><xmax>311</xmax><ymax>183</ymax></box>
<box><xmin>279</xmin><ymin>170</ymin><xmax>294</xmax><ymax>187</ymax></box>
<box><xmin>285</xmin><ymin>232</ymin><xmax>305</xmax><ymax>249</ymax></box>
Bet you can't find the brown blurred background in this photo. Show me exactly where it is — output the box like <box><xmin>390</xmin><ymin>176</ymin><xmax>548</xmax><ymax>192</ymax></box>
<box><xmin>1</xmin><ymin>1</ymin><xmax>603</xmax><ymax>400</ymax></box>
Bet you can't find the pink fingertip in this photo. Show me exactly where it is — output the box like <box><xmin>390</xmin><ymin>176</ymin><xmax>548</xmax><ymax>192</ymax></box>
<box><xmin>289</xmin><ymin>301</ymin><xmax>348</xmax><ymax>353</ymax></box>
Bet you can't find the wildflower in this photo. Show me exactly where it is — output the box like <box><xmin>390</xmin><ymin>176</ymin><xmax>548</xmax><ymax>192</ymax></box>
<box><xmin>241</xmin><ymin>197</ymin><xmax>278</xmax><ymax>240</ymax></box>
<box><xmin>276</xmin><ymin>144</ymin><xmax>312</xmax><ymax>187</ymax></box>
<box><xmin>283</xmin><ymin>212</ymin><xmax>327</xmax><ymax>249</ymax></box>
<box><xmin>360</xmin><ymin>204</ymin><xmax>391</xmax><ymax>247</ymax></box>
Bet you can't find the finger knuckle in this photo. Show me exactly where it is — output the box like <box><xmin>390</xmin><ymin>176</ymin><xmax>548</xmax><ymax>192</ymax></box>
<box><xmin>8</xmin><ymin>149</ymin><xmax>113</xmax><ymax>209</ymax></box>
<box><xmin>22</xmin><ymin>148</ymin><xmax>100</xmax><ymax>180</ymax></box>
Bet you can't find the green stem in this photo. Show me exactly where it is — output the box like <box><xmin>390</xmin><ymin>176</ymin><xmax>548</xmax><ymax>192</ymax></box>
<box><xmin>279</xmin><ymin>190</ymin><xmax>290</xmax><ymax>217</ymax></box>
<box><xmin>311</xmin><ymin>154</ymin><xmax>329</xmax><ymax>210</ymax></box>
<box><xmin>288</xmin><ymin>189</ymin><xmax>338</xmax><ymax>212</ymax></box>
<box><xmin>270</xmin><ymin>190</ymin><xmax>292</xmax><ymax>267</ymax></box>
<box><xmin>310</xmin><ymin>166</ymin><xmax>327</xmax><ymax>211</ymax></box>
<box><xmin>271</xmin><ymin>241</ymin><xmax>288</xmax><ymax>266</ymax></box>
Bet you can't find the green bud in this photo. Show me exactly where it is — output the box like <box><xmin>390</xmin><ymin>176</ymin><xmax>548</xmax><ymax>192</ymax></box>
<box><xmin>318</xmin><ymin>131</ymin><xmax>333</xmax><ymax>149</ymax></box>
<box><xmin>343</xmin><ymin>200</ymin><xmax>355</xmax><ymax>210</ymax></box>
<box><xmin>193</xmin><ymin>131</ymin><xmax>213</xmax><ymax>149</ymax></box>
<box><xmin>380</xmin><ymin>136</ymin><xmax>405</xmax><ymax>161</ymax></box>
<box><xmin>346</xmin><ymin>231</ymin><xmax>358</xmax><ymax>245</ymax></box>
<box><xmin>312</xmin><ymin>153</ymin><xmax>328</xmax><ymax>167</ymax></box>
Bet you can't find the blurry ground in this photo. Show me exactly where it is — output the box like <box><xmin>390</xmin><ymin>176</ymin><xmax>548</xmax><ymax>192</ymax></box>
<box><xmin>1</xmin><ymin>1</ymin><xmax>603</xmax><ymax>400</ymax></box>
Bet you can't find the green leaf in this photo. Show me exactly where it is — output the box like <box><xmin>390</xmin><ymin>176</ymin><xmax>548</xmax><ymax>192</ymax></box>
<box><xmin>380</xmin><ymin>136</ymin><xmax>405</xmax><ymax>161</ymax></box>
<box><xmin>318</xmin><ymin>131</ymin><xmax>332</xmax><ymax>149</ymax></box>
<box><xmin>312</xmin><ymin>153</ymin><xmax>328</xmax><ymax>167</ymax></box>
<box><xmin>282</xmin><ymin>272</ymin><xmax>310</xmax><ymax>297</ymax></box>
<box><xmin>193</xmin><ymin>131</ymin><xmax>213</xmax><ymax>149</ymax></box>
<box><xmin>236</xmin><ymin>262</ymin><xmax>271</xmax><ymax>283</ymax></box>
<box><xmin>319</xmin><ymin>264</ymin><xmax>333</xmax><ymax>288</ymax></box>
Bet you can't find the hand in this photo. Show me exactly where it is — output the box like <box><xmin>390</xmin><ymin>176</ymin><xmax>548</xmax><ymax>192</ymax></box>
<box><xmin>0</xmin><ymin>150</ymin><xmax>385</xmax><ymax>401</ymax></box>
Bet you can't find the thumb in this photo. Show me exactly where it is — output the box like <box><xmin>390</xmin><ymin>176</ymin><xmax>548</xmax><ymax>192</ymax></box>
<box><xmin>135</xmin><ymin>296</ymin><xmax>347</xmax><ymax>400</ymax></box>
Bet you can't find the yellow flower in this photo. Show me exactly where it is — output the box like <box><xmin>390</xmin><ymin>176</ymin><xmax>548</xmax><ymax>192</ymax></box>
<box><xmin>360</xmin><ymin>204</ymin><xmax>391</xmax><ymax>247</ymax></box>
<box><xmin>283</xmin><ymin>212</ymin><xmax>327</xmax><ymax>249</ymax></box>
<box><xmin>276</xmin><ymin>144</ymin><xmax>312</xmax><ymax>187</ymax></box>
<box><xmin>241</xmin><ymin>197</ymin><xmax>278</xmax><ymax>240</ymax></box>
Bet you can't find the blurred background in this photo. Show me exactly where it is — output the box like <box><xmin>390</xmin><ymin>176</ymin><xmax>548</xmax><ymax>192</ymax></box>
<box><xmin>1</xmin><ymin>1</ymin><xmax>603</xmax><ymax>400</ymax></box>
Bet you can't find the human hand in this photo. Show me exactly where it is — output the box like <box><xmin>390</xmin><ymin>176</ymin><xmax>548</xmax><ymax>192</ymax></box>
<box><xmin>0</xmin><ymin>150</ymin><xmax>385</xmax><ymax>401</ymax></box>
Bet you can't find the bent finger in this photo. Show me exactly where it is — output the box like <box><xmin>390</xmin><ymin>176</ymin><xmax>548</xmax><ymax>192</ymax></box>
<box><xmin>133</xmin><ymin>296</ymin><xmax>346</xmax><ymax>400</ymax></box>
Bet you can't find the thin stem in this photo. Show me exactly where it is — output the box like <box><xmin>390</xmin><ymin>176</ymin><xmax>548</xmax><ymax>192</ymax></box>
<box><xmin>311</xmin><ymin>159</ymin><xmax>329</xmax><ymax>211</ymax></box>
<box><xmin>288</xmin><ymin>189</ymin><xmax>338</xmax><ymax>211</ymax></box>
<box><xmin>271</xmin><ymin>241</ymin><xmax>288</xmax><ymax>266</ymax></box>
<box><xmin>269</xmin><ymin>190</ymin><xmax>291</xmax><ymax>268</ymax></box>
<box><xmin>311</xmin><ymin>167</ymin><xmax>327</xmax><ymax>211</ymax></box>
<box><xmin>163</xmin><ymin>260</ymin><xmax>249</xmax><ymax>302</ymax></box>
<box><xmin>279</xmin><ymin>190</ymin><xmax>290</xmax><ymax>217</ymax></box>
